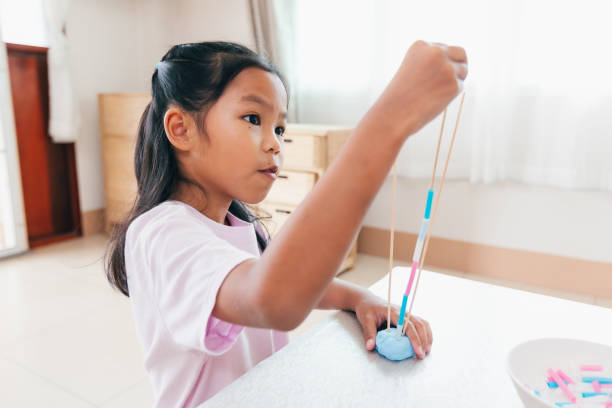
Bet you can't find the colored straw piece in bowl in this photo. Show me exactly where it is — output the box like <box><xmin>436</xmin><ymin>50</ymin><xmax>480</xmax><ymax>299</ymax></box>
<box><xmin>557</xmin><ymin>370</ymin><xmax>575</xmax><ymax>385</ymax></box>
<box><xmin>581</xmin><ymin>365</ymin><xmax>604</xmax><ymax>372</ymax></box>
<box><xmin>592</xmin><ymin>380</ymin><xmax>601</xmax><ymax>392</ymax></box>
<box><xmin>548</xmin><ymin>369</ymin><xmax>577</xmax><ymax>404</ymax></box>
<box><xmin>581</xmin><ymin>392</ymin><xmax>608</xmax><ymax>398</ymax></box>
<box><xmin>582</xmin><ymin>377</ymin><xmax>612</xmax><ymax>384</ymax></box>
<box><xmin>548</xmin><ymin>376</ymin><xmax>568</xmax><ymax>385</ymax></box>
<box><xmin>547</xmin><ymin>381</ymin><xmax>566</xmax><ymax>389</ymax></box>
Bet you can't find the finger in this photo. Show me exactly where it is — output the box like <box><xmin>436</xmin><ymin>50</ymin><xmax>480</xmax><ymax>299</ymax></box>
<box><xmin>429</xmin><ymin>41</ymin><xmax>447</xmax><ymax>50</ymax></box>
<box><xmin>411</xmin><ymin>316</ymin><xmax>431</xmax><ymax>355</ymax></box>
<box><xmin>419</xmin><ymin>317</ymin><xmax>432</xmax><ymax>353</ymax></box>
<box><xmin>457</xmin><ymin>78</ymin><xmax>464</xmax><ymax>94</ymax></box>
<box><xmin>453</xmin><ymin>61</ymin><xmax>468</xmax><ymax>81</ymax></box>
<box><xmin>404</xmin><ymin>320</ymin><xmax>425</xmax><ymax>359</ymax></box>
<box><xmin>429</xmin><ymin>42</ymin><xmax>467</xmax><ymax>63</ymax></box>
<box><xmin>424</xmin><ymin>320</ymin><xmax>433</xmax><ymax>351</ymax></box>
<box><xmin>446</xmin><ymin>45</ymin><xmax>467</xmax><ymax>63</ymax></box>
<box><xmin>360</xmin><ymin>313</ymin><xmax>378</xmax><ymax>351</ymax></box>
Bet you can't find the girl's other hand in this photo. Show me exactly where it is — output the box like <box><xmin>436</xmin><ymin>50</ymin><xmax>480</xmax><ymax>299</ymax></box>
<box><xmin>354</xmin><ymin>293</ymin><xmax>433</xmax><ymax>360</ymax></box>
<box><xmin>373</xmin><ymin>40</ymin><xmax>468</xmax><ymax>139</ymax></box>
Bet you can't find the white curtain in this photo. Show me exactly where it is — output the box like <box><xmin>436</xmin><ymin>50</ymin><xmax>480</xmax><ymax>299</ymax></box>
<box><xmin>42</xmin><ymin>0</ymin><xmax>80</xmax><ymax>143</ymax></box>
<box><xmin>283</xmin><ymin>0</ymin><xmax>612</xmax><ymax>191</ymax></box>
<box><xmin>0</xmin><ymin>13</ymin><xmax>28</xmax><ymax>255</ymax></box>
<box><xmin>249</xmin><ymin>0</ymin><xmax>299</xmax><ymax>121</ymax></box>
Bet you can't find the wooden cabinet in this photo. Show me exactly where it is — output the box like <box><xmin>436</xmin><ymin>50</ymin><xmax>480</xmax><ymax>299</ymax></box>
<box><xmin>253</xmin><ymin>124</ymin><xmax>357</xmax><ymax>273</ymax></box>
<box><xmin>99</xmin><ymin>95</ymin><xmax>357</xmax><ymax>272</ymax></box>
<box><xmin>8</xmin><ymin>43</ymin><xmax>81</xmax><ymax>248</ymax></box>
<box><xmin>98</xmin><ymin>93</ymin><xmax>150</xmax><ymax>234</ymax></box>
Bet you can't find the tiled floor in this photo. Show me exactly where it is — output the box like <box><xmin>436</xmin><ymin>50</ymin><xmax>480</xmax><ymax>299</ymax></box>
<box><xmin>0</xmin><ymin>234</ymin><xmax>609</xmax><ymax>407</ymax></box>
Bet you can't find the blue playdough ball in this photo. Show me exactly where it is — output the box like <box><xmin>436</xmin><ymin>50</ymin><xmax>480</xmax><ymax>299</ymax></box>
<box><xmin>375</xmin><ymin>327</ymin><xmax>415</xmax><ymax>361</ymax></box>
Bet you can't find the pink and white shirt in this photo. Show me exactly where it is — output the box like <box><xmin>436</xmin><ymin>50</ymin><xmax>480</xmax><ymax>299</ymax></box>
<box><xmin>125</xmin><ymin>200</ymin><xmax>289</xmax><ymax>407</ymax></box>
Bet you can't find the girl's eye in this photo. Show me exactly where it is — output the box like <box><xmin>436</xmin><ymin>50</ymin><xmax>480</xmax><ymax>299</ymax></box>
<box><xmin>243</xmin><ymin>114</ymin><xmax>260</xmax><ymax>126</ymax></box>
<box><xmin>243</xmin><ymin>114</ymin><xmax>284</xmax><ymax>139</ymax></box>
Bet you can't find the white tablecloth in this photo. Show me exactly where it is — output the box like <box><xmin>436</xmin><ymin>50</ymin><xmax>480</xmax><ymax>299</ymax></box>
<box><xmin>202</xmin><ymin>267</ymin><xmax>612</xmax><ymax>407</ymax></box>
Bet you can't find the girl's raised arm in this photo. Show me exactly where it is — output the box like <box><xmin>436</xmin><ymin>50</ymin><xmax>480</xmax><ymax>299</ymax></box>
<box><xmin>213</xmin><ymin>40</ymin><xmax>468</xmax><ymax>330</ymax></box>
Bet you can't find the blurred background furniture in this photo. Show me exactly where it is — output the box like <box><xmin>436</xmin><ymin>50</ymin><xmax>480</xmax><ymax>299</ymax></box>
<box><xmin>98</xmin><ymin>93</ymin><xmax>149</xmax><ymax>234</ymax></box>
<box><xmin>7</xmin><ymin>43</ymin><xmax>81</xmax><ymax>248</ymax></box>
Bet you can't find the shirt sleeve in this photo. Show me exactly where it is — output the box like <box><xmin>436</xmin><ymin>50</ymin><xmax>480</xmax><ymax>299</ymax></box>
<box><xmin>133</xmin><ymin>212</ymin><xmax>257</xmax><ymax>356</ymax></box>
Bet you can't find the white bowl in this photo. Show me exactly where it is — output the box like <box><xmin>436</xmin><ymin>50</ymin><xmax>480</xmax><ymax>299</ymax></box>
<box><xmin>507</xmin><ymin>338</ymin><xmax>612</xmax><ymax>408</ymax></box>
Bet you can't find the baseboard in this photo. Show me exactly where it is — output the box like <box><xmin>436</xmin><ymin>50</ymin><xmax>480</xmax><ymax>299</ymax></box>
<box><xmin>81</xmin><ymin>208</ymin><xmax>105</xmax><ymax>236</ymax></box>
<box><xmin>358</xmin><ymin>226</ymin><xmax>612</xmax><ymax>301</ymax></box>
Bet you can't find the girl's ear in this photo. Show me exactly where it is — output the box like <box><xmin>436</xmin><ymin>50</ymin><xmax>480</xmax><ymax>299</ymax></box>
<box><xmin>163</xmin><ymin>106</ymin><xmax>197</xmax><ymax>151</ymax></box>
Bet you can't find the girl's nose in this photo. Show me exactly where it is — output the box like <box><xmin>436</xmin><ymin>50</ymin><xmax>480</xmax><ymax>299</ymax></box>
<box><xmin>262</xmin><ymin>129</ymin><xmax>281</xmax><ymax>154</ymax></box>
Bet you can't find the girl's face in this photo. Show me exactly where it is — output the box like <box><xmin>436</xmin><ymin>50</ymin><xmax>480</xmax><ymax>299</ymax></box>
<box><xmin>171</xmin><ymin>67</ymin><xmax>288</xmax><ymax>211</ymax></box>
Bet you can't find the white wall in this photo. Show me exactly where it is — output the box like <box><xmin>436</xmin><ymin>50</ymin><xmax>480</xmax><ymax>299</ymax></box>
<box><xmin>67</xmin><ymin>0</ymin><xmax>255</xmax><ymax>212</ymax></box>
<box><xmin>68</xmin><ymin>0</ymin><xmax>144</xmax><ymax>213</ymax></box>
<box><xmin>363</xmin><ymin>178</ymin><xmax>612</xmax><ymax>264</ymax></box>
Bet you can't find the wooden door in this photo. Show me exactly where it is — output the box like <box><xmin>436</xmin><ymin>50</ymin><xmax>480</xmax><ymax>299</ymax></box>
<box><xmin>6</xmin><ymin>43</ymin><xmax>81</xmax><ymax>248</ymax></box>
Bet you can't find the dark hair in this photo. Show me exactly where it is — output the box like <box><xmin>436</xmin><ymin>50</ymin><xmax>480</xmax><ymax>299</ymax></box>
<box><xmin>104</xmin><ymin>41</ymin><xmax>287</xmax><ymax>297</ymax></box>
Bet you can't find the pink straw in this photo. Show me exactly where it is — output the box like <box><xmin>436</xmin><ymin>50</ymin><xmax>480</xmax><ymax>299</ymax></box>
<box><xmin>548</xmin><ymin>368</ymin><xmax>576</xmax><ymax>403</ymax></box>
<box><xmin>557</xmin><ymin>370</ymin><xmax>575</xmax><ymax>385</ymax></box>
<box><xmin>404</xmin><ymin>261</ymin><xmax>418</xmax><ymax>296</ymax></box>
<box><xmin>580</xmin><ymin>365</ymin><xmax>603</xmax><ymax>371</ymax></box>
<box><xmin>592</xmin><ymin>380</ymin><xmax>601</xmax><ymax>392</ymax></box>
<box><xmin>547</xmin><ymin>376</ymin><xmax>567</xmax><ymax>384</ymax></box>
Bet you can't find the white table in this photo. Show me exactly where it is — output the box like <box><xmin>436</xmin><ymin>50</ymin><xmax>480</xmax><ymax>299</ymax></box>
<box><xmin>202</xmin><ymin>267</ymin><xmax>612</xmax><ymax>407</ymax></box>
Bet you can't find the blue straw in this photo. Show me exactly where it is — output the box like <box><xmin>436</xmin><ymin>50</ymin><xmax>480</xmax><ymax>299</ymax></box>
<box><xmin>396</xmin><ymin>294</ymin><xmax>408</xmax><ymax>333</ymax></box>
<box><xmin>424</xmin><ymin>189</ymin><xmax>434</xmax><ymax>219</ymax></box>
<box><xmin>581</xmin><ymin>392</ymin><xmax>609</xmax><ymax>398</ymax></box>
<box><xmin>582</xmin><ymin>377</ymin><xmax>612</xmax><ymax>384</ymax></box>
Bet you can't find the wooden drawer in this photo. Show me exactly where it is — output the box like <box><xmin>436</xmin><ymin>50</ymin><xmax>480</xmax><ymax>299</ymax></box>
<box><xmin>255</xmin><ymin>203</ymin><xmax>296</xmax><ymax>237</ymax></box>
<box><xmin>282</xmin><ymin>133</ymin><xmax>326</xmax><ymax>171</ymax></box>
<box><xmin>254</xmin><ymin>202</ymin><xmax>355</xmax><ymax>273</ymax></box>
<box><xmin>266</xmin><ymin>170</ymin><xmax>316</xmax><ymax>206</ymax></box>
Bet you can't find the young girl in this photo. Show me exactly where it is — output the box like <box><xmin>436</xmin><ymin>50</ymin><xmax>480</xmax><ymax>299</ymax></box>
<box><xmin>105</xmin><ymin>41</ymin><xmax>467</xmax><ymax>407</ymax></box>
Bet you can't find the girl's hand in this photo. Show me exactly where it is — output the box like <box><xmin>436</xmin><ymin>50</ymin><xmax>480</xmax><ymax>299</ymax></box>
<box><xmin>373</xmin><ymin>40</ymin><xmax>468</xmax><ymax>138</ymax></box>
<box><xmin>354</xmin><ymin>292</ymin><xmax>433</xmax><ymax>360</ymax></box>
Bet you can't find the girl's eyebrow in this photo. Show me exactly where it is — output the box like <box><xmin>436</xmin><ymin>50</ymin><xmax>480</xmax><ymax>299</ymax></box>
<box><xmin>240</xmin><ymin>94</ymin><xmax>287</xmax><ymax>119</ymax></box>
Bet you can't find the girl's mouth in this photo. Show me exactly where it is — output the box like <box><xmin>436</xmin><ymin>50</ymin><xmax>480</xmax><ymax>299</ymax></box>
<box><xmin>258</xmin><ymin>165</ymin><xmax>279</xmax><ymax>180</ymax></box>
